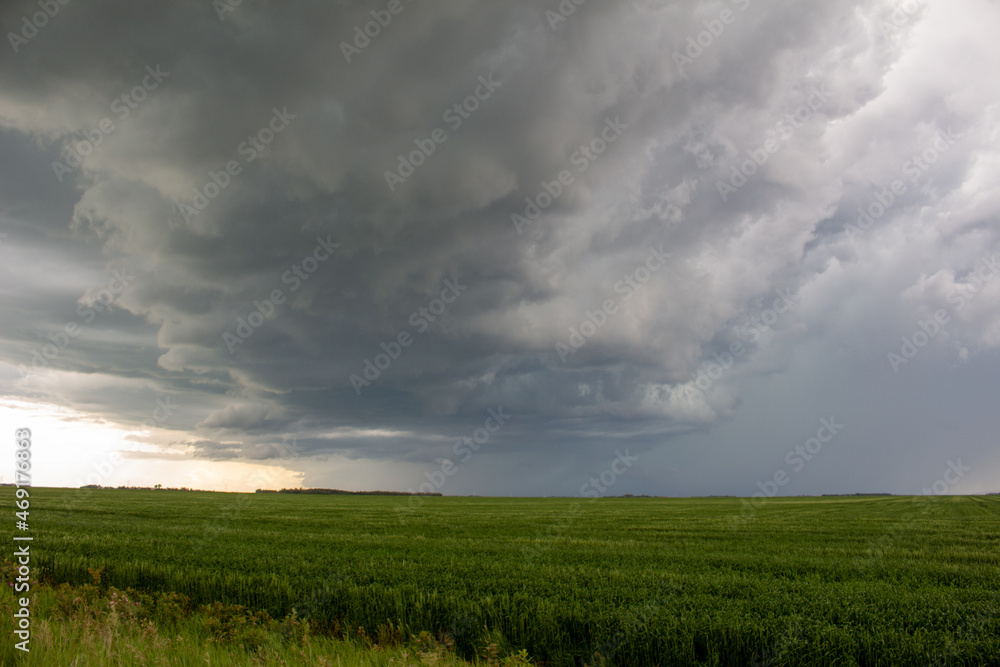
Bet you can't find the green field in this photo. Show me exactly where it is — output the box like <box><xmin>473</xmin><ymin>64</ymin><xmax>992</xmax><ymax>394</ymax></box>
<box><xmin>3</xmin><ymin>489</ymin><xmax>999</xmax><ymax>665</ymax></box>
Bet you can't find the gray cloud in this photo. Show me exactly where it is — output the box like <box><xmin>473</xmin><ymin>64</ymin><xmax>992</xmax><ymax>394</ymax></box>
<box><xmin>2</xmin><ymin>0</ymin><xmax>999</xmax><ymax>495</ymax></box>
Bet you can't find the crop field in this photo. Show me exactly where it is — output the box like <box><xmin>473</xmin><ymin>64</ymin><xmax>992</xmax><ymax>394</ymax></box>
<box><xmin>2</xmin><ymin>488</ymin><xmax>999</xmax><ymax>665</ymax></box>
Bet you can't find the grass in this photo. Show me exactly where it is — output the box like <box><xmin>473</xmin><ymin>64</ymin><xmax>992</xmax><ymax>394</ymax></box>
<box><xmin>0</xmin><ymin>564</ymin><xmax>532</xmax><ymax>665</ymax></box>
<box><xmin>2</xmin><ymin>489</ymin><xmax>998</xmax><ymax>665</ymax></box>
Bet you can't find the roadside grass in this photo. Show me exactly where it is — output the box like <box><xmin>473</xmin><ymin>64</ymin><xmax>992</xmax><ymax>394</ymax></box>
<box><xmin>0</xmin><ymin>563</ymin><xmax>534</xmax><ymax>666</ymax></box>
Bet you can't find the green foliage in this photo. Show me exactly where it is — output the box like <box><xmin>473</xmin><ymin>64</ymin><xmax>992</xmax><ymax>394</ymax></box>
<box><xmin>0</xmin><ymin>576</ymin><xmax>482</xmax><ymax>666</ymax></box>
<box><xmin>2</xmin><ymin>489</ymin><xmax>999</xmax><ymax>665</ymax></box>
<box><xmin>202</xmin><ymin>601</ymin><xmax>273</xmax><ymax>649</ymax></box>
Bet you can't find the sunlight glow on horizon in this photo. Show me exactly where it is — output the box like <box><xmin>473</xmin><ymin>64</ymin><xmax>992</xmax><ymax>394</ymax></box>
<box><xmin>0</xmin><ymin>399</ymin><xmax>304</xmax><ymax>492</ymax></box>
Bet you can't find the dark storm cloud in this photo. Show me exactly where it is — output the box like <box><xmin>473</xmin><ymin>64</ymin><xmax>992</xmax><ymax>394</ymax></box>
<box><xmin>1</xmin><ymin>0</ymin><xmax>999</xmax><ymax>494</ymax></box>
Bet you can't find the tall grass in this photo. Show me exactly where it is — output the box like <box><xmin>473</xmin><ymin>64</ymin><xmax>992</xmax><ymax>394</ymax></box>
<box><xmin>0</xmin><ymin>568</ymin><xmax>532</xmax><ymax>666</ymax></box>
<box><xmin>3</xmin><ymin>490</ymin><xmax>998</xmax><ymax>665</ymax></box>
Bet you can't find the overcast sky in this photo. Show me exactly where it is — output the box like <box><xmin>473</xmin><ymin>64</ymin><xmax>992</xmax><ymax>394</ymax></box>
<box><xmin>1</xmin><ymin>0</ymin><xmax>998</xmax><ymax>496</ymax></box>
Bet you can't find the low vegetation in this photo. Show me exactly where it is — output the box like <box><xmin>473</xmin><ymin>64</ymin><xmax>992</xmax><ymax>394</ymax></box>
<box><xmin>0</xmin><ymin>563</ymin><xmax>532</xmax><ymax>665</ymax></box>
<box><xmin>2</xmin><ymin>489</ymin><xmax>998</xmax><ymax>665</ymax></box>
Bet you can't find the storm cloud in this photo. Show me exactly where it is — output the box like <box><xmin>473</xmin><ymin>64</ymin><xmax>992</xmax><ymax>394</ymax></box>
<box><xmin>1</xmin><ymin>0</ymin><xmax>998</xmax><ymax>495</ymax></box>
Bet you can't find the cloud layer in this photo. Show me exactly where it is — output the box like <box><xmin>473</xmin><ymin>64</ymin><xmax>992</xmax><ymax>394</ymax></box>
<box><xmin>2</xmin><ymin>0</ymin><xmax>999</xmax><ymax>495</ymax></box>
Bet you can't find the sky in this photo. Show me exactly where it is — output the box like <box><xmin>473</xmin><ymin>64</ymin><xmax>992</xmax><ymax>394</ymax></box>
<box><xmin>1</xmin><ymin>0</ymin><xmax>998</xmax><ymax>496</ymax></box>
